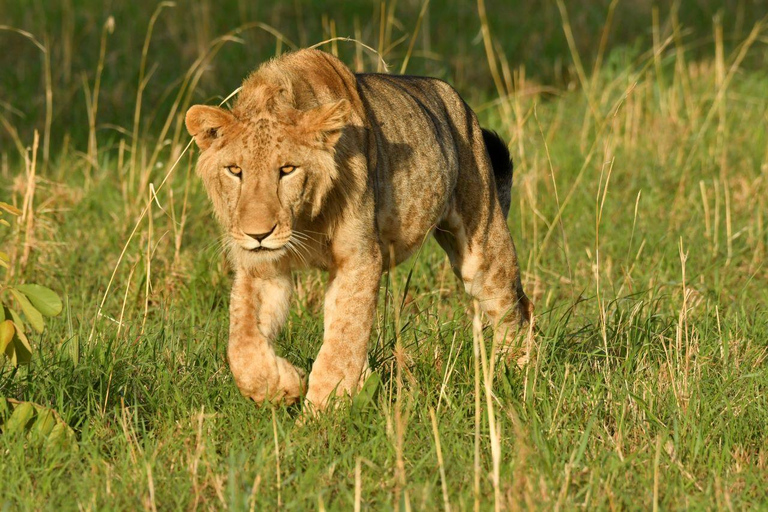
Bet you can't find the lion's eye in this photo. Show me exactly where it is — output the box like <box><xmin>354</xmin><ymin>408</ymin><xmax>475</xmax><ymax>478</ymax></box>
<box><xmin>226</xmin><ymin>165</ymin><xmax>242</xmax><ymax>177</ymax></box>
<box><xmin>280</xmin><ymin>165</ymin><xmax>296</xmax><ymax>176</ymax></box>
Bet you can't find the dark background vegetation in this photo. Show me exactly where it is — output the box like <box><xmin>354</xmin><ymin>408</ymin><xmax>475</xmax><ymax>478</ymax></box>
<box><xmin>2</xmin><ymin>0</ymin><xmax>766</xmax><ymax>149</ymax></box>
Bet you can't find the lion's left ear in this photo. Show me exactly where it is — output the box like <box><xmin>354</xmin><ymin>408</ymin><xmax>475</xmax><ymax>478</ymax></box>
<box><xmin>185</xmin><ymin>105</ymin><xmax>236</xmax><ymax>150</ymax></box>
<box><xmin>298</xmin><ymin>99</ymin><xmax>351</xmax><ymax>149</ymax></box>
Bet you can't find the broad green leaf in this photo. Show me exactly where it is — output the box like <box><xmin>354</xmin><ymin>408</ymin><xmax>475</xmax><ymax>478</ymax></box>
<box><xmin>5</xmin><ymin>325</ymin><xmax>33</xmax><ymax>366</ymax></box>
<box><xmin>16</xmin><ymin>284</ymin><xmax>62</xmax><ymax>317</ymax></box>
<box><xmin>4</xmin><ymin>402</ymin><xmax>34</xmax><ymax>435</ymax></box>
<box><xmin>10</xmin><ymin>288</ymin><xmax>44</xmax><ymax>332</ymax></box>
<box><xmin>13</xmin><ymin>325</ymin><xmax>32</xmax><ymax>352</ymax></box>
<box><xmin>46</xmin><ymin>421</ymin><xmax>76</xmax><ymax>450</ymax></box>
<box><xmin>3</xmin><ymin>338</ymin><xmax>16</xmax><ymax>365</ymax></box>
<box><xmin>32</xmin><ymin>408</ymin><xmax>57</xmax><ymax>437</ymax></box>
<box><xmin>0</xmin><ymin>320</ymin><xmax>14</xmax><ymax>352</ymax></box>
<box><xmin>0</xmin><ymin>400</ymin><xmax>76</xmax><ymax>450</ymax></box>
<box><xmin>8</xmin><ymin>307</ymin><xmax>23</xmax><ymax>328</ymax></box>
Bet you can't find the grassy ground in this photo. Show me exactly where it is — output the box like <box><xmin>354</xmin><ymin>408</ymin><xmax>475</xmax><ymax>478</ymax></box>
<box><xmin>2</xmin><ymin>1</ymin><xmax>768</xmax><ymax>510</ymax></box>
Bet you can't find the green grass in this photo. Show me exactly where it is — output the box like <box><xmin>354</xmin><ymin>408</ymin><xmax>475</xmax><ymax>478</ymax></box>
<box><xmin>2</xmin><ymin>1</ymin><xmax>768</xmax><ymax>510</ymax></box>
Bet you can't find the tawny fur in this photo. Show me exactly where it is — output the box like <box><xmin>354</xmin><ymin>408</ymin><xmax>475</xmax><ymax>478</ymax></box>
<box><xmin>185</xmin><ymin>49</ymin><xmax>532</xmax><ymax>410</ymax></box>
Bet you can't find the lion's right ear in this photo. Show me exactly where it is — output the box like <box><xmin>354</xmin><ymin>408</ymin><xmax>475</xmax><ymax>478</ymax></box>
<box><xmin>185</xmin><ymin>105</ymin><xmax>236</xmax><ymax>150</ymax></box>
<box><xmin>297</xmin><ymin>99</ymin><xmax>351</xmax><ymax>149</ymax></box>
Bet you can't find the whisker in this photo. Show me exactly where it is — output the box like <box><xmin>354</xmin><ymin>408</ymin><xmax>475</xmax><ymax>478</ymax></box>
<box><xmin>292</xmin><ymin>230</ymin><xmax>325</xmax><ymax>246</ymax></box>
<box><xmin>286</xmin><ymin>240</ymin><xmax>308</xmax><ymax>267</ymax></box>
<box><xmin>291</xmin><ymin>231</ymin><xmax>313</xmax><ymax>242</ymax></box>
<box><xmin>203</xmin><ymin>233</ymin><xmax>229</xmax><ymax>252</ymax></box>
<box><xmin>291</xmin><ymin>236</ymin><xmax>313</xmax><ymax>257</ymax></box>
<box><xmin>206</xmin><ymin>237</ymin><xmax>231</xmax><ymax>263</ymax></box>
<box><xmin>292</xmin><ymin>236</ymin><xmax>313</xmax><ymax>264</ymax></box>
<box><xmin>299</xmin><ymin>229</ymin><xmax>329</xmax><ymax>238</ymax></box>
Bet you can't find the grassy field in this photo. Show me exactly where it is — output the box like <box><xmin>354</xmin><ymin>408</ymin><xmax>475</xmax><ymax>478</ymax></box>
<box><xmin>2</xmin><ymin>1</ymin><xmax>768</xmax><ymax>510</ymax></box>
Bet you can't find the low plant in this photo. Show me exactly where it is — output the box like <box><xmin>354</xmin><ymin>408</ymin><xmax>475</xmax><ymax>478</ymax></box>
<box><xmin>0</xmin><ymin>200</ymin><xmax>73</xmax><ymax>448</ymax></box>
<box><xmin>0</xmin><ymin>201</ymin><xmax>62</xmax><ymax>365</ymax></box>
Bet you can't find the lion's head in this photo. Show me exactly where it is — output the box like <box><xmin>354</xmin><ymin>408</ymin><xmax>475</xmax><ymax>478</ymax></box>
<box><xmin>185</xmin><ymin>93</ymin><xmax>350</xmax><ymax>265</ymax></box>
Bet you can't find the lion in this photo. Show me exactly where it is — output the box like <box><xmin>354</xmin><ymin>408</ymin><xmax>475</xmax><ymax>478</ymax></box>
<box><xmin>185</xmin><ymin>49</ymin><xmax>532</xmax><ymax>410</ymax></box>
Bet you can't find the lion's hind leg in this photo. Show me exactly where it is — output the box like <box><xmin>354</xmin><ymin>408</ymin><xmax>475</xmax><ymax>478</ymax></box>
<box><xmin>434</xmin><ymin>199</ymin><xmax>532</xmax><ymax>366</ymax></box>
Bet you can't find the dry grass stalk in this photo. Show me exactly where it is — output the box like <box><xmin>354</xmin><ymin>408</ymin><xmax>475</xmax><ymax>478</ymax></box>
<box><xmin>84</xmin><ymin>17</ymin><xmax>114</xmax><ymax>181</ymax></box>
<box><xmin>354</xmin><ymin>458</ymin><xmax>362</xmax><ymax>512</ymax></box>
<box><xmin>472</xmin><ymin>300</ymin><xmax>482</xmax><ymax>512</ymax></box>
<box><xmin>399</xmin><ymin>0</ymin><xmax>430</xmax><ymax>75</ymax></box>
<box><xmin>429</xmin><ymin>408</ymin><xmax>451</xmax><ymax>512</ymax></box>
<box><xmin>390</xmin><ymin>243</ymin><xmax>411</xmax><ymax>511</ymax></box>
<box><xmin>271</xmin><ymin>407</ymin><xmax>282</xmax><ymax>510</ymax></box>
<box><xmin>477</xmin><ymin>0</ymin><xmax>513</xmax><ymax>128</ymax></box>
<box><xmin>17</xmin><ymin>131</ymin><xmax>39</xmax><ymax>277</ymax></box>
<box><xmin>673</xmin><ymin>18</ymin><xmax>765</xmax><ymax>207</ymax></box>
<box><xmin>130</xmin><ymin>2</ymin><xmax>176</xmax><ymax>195</ymax></box>
<box><xmin>475</xmin><ymin>300</ymin><xmax>503</xmax><ymax>511</ymax></box>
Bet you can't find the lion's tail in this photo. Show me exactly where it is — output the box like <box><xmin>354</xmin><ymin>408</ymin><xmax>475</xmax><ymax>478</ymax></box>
<box><xmin>482</xmin><ymin>128</ymin><xmax>513</xmax><ymax>218</ymax></box>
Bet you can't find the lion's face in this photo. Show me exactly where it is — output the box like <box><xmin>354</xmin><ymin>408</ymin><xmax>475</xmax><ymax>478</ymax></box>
<box><xmin>185</xmin><ymin>99</ymin><xmax>350</xmax><ymax>263</ymax></box>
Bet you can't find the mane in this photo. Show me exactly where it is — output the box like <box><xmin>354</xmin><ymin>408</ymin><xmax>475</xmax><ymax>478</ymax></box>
<box><xmin>232</xmin><ymin>49</ymin><xmax>359</xmax><ymax>123</ymax></box>
<box><xmin>232</xmin><ymin>50</ymin><xmax>338</xmax><ymax>120</ymax></box>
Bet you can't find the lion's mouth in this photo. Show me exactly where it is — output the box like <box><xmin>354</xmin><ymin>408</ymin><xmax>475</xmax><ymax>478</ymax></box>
<box><xmin>248</xmin><ymin>246</ymin><xmax>276</xmax><ymax>253</ymax></box>
<box><xmin>232</xmin><ymin>237</ymin><xmax>287</xmax><ymax>254</ymax></box>
<box><xmin>243</xmin><ymin>244</ymin><xmax>288</xmax><ymax>255</ymax></box>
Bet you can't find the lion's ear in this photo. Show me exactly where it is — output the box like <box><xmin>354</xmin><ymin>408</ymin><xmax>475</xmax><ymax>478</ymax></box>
<box><xmin>299</xmin><ymin>99</ymin><xmax>351</xmax><ymax>149</ymax></box>
<box><xmin>185</xmin><ymin>105</ymin><xmax>236</xmax><ymax>150</ymax></box>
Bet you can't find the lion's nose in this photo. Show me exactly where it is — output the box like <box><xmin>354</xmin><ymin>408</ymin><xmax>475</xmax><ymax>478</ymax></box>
<box><xmin>245</xmin><ymin>225</ymin><xmax>276</xmax><ymax>242</ymax></box>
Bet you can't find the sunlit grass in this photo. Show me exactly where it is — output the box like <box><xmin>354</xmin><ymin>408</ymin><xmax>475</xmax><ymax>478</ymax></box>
<box><xmin>1</xmin><ymin>1</ymin><xmax>768</xmax><ymax>510</ymax></box>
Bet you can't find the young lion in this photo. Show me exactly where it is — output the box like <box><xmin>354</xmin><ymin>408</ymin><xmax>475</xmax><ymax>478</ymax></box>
<box><xmin>185</xmin><ymin>49</ymin><xmax>532</xmax><ymax>410</ymax></box>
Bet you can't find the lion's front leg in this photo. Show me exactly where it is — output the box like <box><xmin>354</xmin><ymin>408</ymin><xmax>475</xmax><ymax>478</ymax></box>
<box><xmin>305</xmin><ymin>251</ymin><xmax>382</xmax><ymax>410</ymax></box>
<box><xmin>228</xmin><ymin>271</ymin><xmax>306</xmax><ymax>405</ymax></box>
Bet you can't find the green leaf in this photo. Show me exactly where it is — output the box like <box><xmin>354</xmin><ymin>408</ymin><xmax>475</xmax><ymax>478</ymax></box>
<box><xmin>8</xmin><ymin>307</ymin><xmax>23</xmax><ymax>328</ymax></box>
<box><xmin>46</xmin><ymin>421</ymin><xmax>77</xmax><ymax>450</ymax></box>
<box><xmin>0</xmin><ymin>400</ymin><xmax>77</xmax><ymax>450</ymax></box>
<box><xmin>352</xmin><ymin>371</ymin><xmax>381</xmax><ymax>414</ymax></box>
<box><xmin>10</xmin><ymin>288</ymin><xmax>44</xmax><ymax>332</ymax></box>
<box><xmin>4</xmin><ymin>324</ymin><xmax>33</xmax><ymax>366</ymax></box>
<box><xmin>15</xmin><ymin>284</ymin><xmax>62</xmax><ymax>317</ymax></box>
<box><xmin>13</xmin><ymin>325</ymin><xmax>32</xmax><ymax>353</ymax></box>
<box><xmin>0</xmin><ymin>320</ymin><xmax>14</xmax><ymax>352</ymax></box>
<box><xmin>32</xmin><ymin>408</ymin><xmax>57</xmax><ymax>437</ymax></box>
<box><xmin>4</xmin><ymin>402</ymin><xmax>35</xmax><ymax>435</ymax></box>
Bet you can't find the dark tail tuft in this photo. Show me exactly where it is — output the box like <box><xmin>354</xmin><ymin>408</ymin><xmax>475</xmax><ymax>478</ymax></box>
<box><xmin>482</xmin><ymin>128</ymin><xmax>513</xmax><ymax>218</ymax></box>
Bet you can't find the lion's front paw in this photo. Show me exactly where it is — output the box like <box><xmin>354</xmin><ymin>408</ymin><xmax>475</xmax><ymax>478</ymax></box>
<box><xmin>275</xmin><ymin>357</ymin><xmax>307</xmax><ymax>405</ymax></box>
<box><xmin>235</xmin><ymin>357</ymin><xmax>306</xmax><ymax>406</ymax></box>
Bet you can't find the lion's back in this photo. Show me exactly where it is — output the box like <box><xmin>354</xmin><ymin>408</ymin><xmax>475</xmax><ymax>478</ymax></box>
<box><xmin>355</xmin><ymin>73</ymin><xmax>478</xmax><ymax>261</ymax></box>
